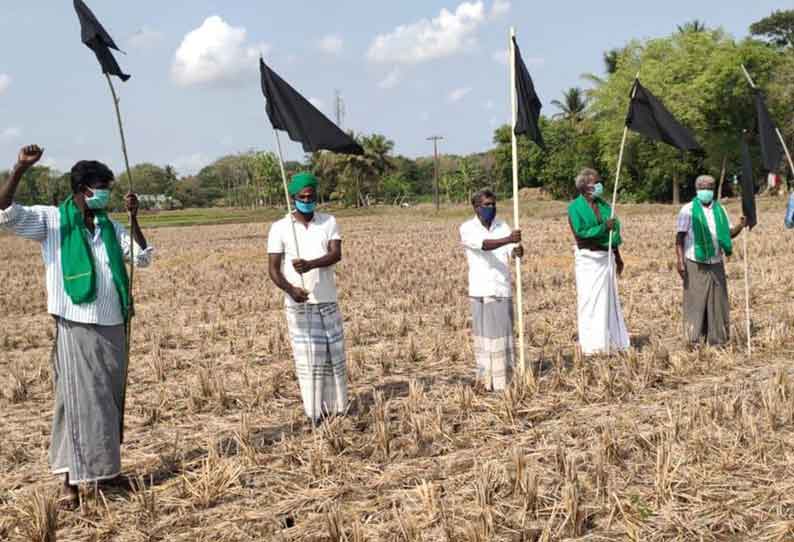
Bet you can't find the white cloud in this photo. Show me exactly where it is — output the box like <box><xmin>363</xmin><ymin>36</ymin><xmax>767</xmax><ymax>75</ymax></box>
<box><xmin>490</xmin><ymin>0</ymin><xmax>511</xmax><ymax>18</ymax></box>
<box><xmin>0</xmin><ymin>73</ymin><xmax>11</xmax><ymax>95</ymax></box>
<box><xmin>318</xmin><ymin>34</ymin><xmax>343</xmax><ymax>55</ymax></box>
<box><xmin>0</xmin><ymin>127</ymin><xmax>21</xmax><ymax>140</ymax></box>
<box><xmin>378</xmin><ymin>68</ymin><xmax>402</xmax><ymax>89</ymax></box>
<box><xmin>447</xmin><ymin>87</ymin><xmax>472</xmax><ymax>103</ymax></box>
<box><xmin>367</xmin><ymin>1</ymin><xmax>487</xmax><ymax>65</ymax></box>
<box><xmin>172</xmin><ymin>16</ymin><xmax>269</xmax><ymax>87</ymax></box>
<box><xmin>172</xmin><ymin>153</ymin><xmax>212</xmax><ymax>176</ymax></box>
<box><xmin>128</xmin><ymin>26</ymin><xmax>164</xmax><ymax>50</ymax></box>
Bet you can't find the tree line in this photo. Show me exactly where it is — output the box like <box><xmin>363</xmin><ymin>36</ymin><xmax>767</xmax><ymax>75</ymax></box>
<box><xmin>5</xmin><ymin>11</ymin><xmax>793</xmax><ymax>210</ymax></box>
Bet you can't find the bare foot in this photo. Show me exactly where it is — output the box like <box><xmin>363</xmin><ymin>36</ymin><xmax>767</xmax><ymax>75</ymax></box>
<box><xmin>59</xmin><ymin>482</ymin><xmax>79</xmax><ymax>511</ymax></box>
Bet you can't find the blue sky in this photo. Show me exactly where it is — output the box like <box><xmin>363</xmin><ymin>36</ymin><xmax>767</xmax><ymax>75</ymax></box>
<box><xmin>0</xmin><ymin>1</ymin><xmax>782</xmax><ymax>176</ymax></box>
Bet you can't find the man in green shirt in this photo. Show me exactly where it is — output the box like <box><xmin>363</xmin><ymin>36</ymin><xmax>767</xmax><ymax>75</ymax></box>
<box><xmin>567</xmin><ymin>168</ymin><xmax>630</xmax><ymax>355</ymax></box>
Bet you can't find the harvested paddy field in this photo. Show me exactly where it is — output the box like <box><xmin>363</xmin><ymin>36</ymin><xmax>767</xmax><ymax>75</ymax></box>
<box><xmin>3</xmin><ymin>199</ymin><xmax>794</xmax><ymax>541</ymax></box>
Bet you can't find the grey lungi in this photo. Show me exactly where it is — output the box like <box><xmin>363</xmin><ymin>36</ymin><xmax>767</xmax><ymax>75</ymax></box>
<box><xmin>50</xmin><ymin>317</ymin><xmax>127</xmax><ymax>484</ymax></box>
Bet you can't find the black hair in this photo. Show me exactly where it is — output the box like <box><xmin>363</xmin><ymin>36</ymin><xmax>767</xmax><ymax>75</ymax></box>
<box><xmin>471</xmin><ymin>188</ymin><xmax>496</xmax><ymax>207</ymax></box>
<box><xmin>70</xmin><ymin>161</ymin><xmax>114</xmax><ymax>193</ymax></box>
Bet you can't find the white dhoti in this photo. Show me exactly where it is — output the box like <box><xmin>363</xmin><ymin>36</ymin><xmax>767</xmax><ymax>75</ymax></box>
<box><xmin>574</xmin><ymin>248</ymin><xmax>630</xmax><ymax>355</ymax></box>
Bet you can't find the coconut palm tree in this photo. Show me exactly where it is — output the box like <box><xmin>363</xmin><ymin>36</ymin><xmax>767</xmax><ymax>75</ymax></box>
<box><xmin>551</xmin><ymin>87</ymin><xmax>589</xmax><ymax>122</ymax></box>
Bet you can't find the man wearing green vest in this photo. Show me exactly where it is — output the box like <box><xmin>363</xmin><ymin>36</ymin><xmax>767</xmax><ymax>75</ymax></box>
<box><xmin>676</xmin><ymin>174</ymin><xmax>745</xmax><ymax>346</ymax></box>
<box><xmin>0</xmin><ymin>145</ymin><xmax>153</xmax><ymax>508</ymax></box>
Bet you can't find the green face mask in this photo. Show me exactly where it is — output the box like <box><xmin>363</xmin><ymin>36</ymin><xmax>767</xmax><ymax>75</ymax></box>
<box><xmin>696</xmin><ymin>189</ymin><xmax>714</xmax><ymax>205</ymax></box>
<box><xmin>85</xmin><ymin>188</ymin><xmax>111</xmax><ymax>210</ymax></box>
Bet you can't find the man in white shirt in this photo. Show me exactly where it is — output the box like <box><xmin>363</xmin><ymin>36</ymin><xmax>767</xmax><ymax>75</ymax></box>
<box><xmin>267</xmin><ymin>172</ymin><xmax>347</xmax><ymax>424</ymax></box>
<box><xmin>0</xmin><ymin>145</ymin><xmax>153</xmax><ymax>508</ymax></box>
<box><xmin>460</xmin><ymin>189</ymin><xmax>522</xmax><ymax>391</ymax></box>
<box><xmin>676</xmin><ymin>174</ymin><xmax>745</xmax><ymax>345</ymax></box>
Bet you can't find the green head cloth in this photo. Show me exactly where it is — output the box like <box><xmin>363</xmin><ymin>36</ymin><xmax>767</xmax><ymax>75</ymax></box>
<box><xmin>288</xmin><ymin>172</ymin><xmax>319</xmax><ymax>196</ymax></box>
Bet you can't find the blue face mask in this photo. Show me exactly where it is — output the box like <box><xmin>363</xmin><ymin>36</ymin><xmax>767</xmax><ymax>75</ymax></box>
<box><xmin>85</xmin><ymin>188</ymin><xmax>111</xmax><ymax>210</ymax></box>
<box><xmin>478</xmin><ymin>206</ymin><xmax>496</xmax><ymax>223</ymax></box>
<box><xmin>591</xmin><ymin>183</ymin><xmax>604</xmax><ymax>198</ymax></box>
<box><xmin>295</xmin><ymin>200</ymin><xmax>317</xmax><ymax>214</ymax></box>
<box><xmin>697</xmin><ymin>189</ymin><xmax>714</xmax><ymax>205</ymax></box>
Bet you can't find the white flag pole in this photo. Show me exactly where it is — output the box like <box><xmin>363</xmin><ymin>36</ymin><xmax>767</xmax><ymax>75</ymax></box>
<box><xmin>604</xmin><ymin>73</ymin><xmax>639</xmax><ymax>356</ymax></box>
<box><xmin>510</xmin><ymin>27</ymin><xmax>526</xmax><ymax>376</ymax></box>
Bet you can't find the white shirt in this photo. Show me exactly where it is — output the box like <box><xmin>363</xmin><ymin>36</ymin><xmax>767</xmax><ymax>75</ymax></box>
<box><xmin>676</xmin><ymin>201</ymin><xmax>732</xmax><ymax>264</ymax></box>
<box><xmin>267</xmin><ymin>212</ymin><xmax>341</xmax><ymax>306</ymax></box>
<box><xmin>459</xmin><ymin>216</ymin><xmax>515</xmax><ymax>298</ymax></box>
<box><xmin>0</xmin><ymin>203</ymin><xmax>154</xmax><ymax>326</ymax></box>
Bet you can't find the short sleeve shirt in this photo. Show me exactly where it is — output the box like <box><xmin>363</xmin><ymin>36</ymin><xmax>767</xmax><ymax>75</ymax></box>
<box><xmin>267</xmin><ymin>212</ymin><xmax>341</xmax><ymax>306</ymax></box>
<box><xmin>459</xmin><ymin>217</ymin><xmax>514</xmax><ymax>298</ymax></box>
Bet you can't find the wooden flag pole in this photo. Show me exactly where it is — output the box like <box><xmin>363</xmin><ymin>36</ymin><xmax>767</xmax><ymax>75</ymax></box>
<box><xmin>272</xmin><ymin>127</ymin><xmax>317</xmax><ymax>423</ymax></box>
<box><xmin>105</xmin><ymin>74</ymin><xmax>135</xmax><ymax>443</ymax></box>
<box><xmin>509</xmin><ymin>27</ymin><xmax>526</xmax><ymax>375</ymax></box>
<box><xmin>743</xmin><ymin>230</ymin><xmax>752</xmax><ymax>357</ymax></box>
<box><xmin>605</xmin><ymin>73</ymin><xmax>639</xmax><ymax>356</ymax></box>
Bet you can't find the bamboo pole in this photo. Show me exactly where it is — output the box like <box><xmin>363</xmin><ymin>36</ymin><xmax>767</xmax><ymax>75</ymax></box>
<box><xmin>105</xmin><ymin>74</ymin><xmax>135</xmax><ymax>444</ymax></box>
<box><xmin>509</xmin><ymin>27</ymin><xmax>526</xmax><ymax>376</ymax></box>
<box><xmin>272</xmin><ymin>128</ymin><xmax>317</xmax><ymax>424</ymax></box>
<box><xmin>605</xmin><ymin>73</ymin><xmax>639</xmax><ymax>356</ymax></box>
<box><xmin>743</xmin><ymin>230</ymin><xmax>751</xmax><ymax>357</ymax></box>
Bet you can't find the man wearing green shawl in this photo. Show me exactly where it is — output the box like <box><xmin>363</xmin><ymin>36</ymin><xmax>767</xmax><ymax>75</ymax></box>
<box><xmin>267</xmin><ymin>172</ymin><xmax>347</xmax><ymax>424</ymax></box>
<box><xmin>567</xmin><ymin>168</ymin><xmax>630</xmax><ymax>355</ymax></box>
<box><xmin>0</xmin><ymin>145</ymin><xmax>153</xmax><ymax>508</ymax></box>
<box><xmin>676</xmin><ymin>175</ymin><xmax>745</xmax><ymax>346</ymax></box>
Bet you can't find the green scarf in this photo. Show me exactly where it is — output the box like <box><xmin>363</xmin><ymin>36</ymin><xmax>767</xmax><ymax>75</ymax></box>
<box><xmin>567</xmin><ymin>194</ymin><xmax>622</xmax><ymax>248</ymax></box>
<box><xmin>691</xmin><ymin>198</ymin><xmax>732</xmax><ymax>262</ymax></box>
<box><xmin>59</xmin><ymin>196</ymin><xmax>130</xmax><ymax>322</ymax></box>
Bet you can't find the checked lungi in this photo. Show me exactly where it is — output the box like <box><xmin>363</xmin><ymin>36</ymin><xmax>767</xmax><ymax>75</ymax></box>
<box><xmin>286</xmin><ymin>302</ymin><xmax>348</xmax><ymax>421</ymax></box>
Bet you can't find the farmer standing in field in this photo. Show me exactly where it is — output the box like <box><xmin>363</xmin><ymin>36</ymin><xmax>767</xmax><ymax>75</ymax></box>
<box><xmin>0</xmin><ymin>144</ymin><xmax>153</xmax><ymax>508</ymax></box>
<box><xmin>676</xmin><ymin>174</ymin><xmax>746</xmax><ymax>345</ymax></box>
<box><xmin>568</xmin><ymin>168</ymin><xmax>630</xmax><ymax>355</ymax></box>
<box><xmin>460</xmin><ymin>188</ymin><xmax>523</xmax><ymax>391</ymax></box>
<box><xmin>267</xmin><ymin>172</ymin><xmax>348</xmax><ymax>424</ymax></box>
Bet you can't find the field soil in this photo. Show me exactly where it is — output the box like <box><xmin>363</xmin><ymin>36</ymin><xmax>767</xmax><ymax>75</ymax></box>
<box><xmin>3</xmin><ymin>198</ymin><xmax>794</xmax><ymax>541</ymax></box>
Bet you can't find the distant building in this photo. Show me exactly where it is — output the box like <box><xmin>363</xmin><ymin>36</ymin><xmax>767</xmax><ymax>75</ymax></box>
<box><xmin>138</xmin><ymin>194</ymin><xmax>182</xmax><ymax>210</ymax></box>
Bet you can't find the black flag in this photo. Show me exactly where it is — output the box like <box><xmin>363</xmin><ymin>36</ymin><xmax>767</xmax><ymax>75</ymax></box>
<box><xmin>512</xmin><ymin>37</ymin><xmax>544</xmax><ymax>149</ymax></box>
<box><xmin>74</xmin><ymin>0</ymin><xmax>130</xmax><ymax>82</ymax></box>
<box><xmin>740</xmin><ymin>132</ymin><xmax>757</xmax><ymax>230</ymax></box>
<box><xmin>754</xmin><ymin>91</ymin><xmax>783</xmax><ymax>172</ymax></box>
<box><xmin>260</xmin><ymin>58</ymin><xmax>362</xmax><ymax>155</ymax></box>
<box><xmin>626</xmin><ymin>80</ymin><xmax>701</xmax><ymax>152</ymax></box>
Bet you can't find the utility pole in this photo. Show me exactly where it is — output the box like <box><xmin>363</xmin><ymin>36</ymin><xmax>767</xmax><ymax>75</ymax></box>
<box><xmin>335</xmin><ymin>89</ymin><xmax>345</xmax><ymax>128</ymax></box>
<box><xmin>427</xmin><ymin>135</ymin><xmax>444</xmax><ymax>211</ymax></box>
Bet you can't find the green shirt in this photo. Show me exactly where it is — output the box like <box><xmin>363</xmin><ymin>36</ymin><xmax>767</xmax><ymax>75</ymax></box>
<box><xmin>567</xmin><ymin>194</ymin><xmax>622</xmax><ymax>248</ymax></box>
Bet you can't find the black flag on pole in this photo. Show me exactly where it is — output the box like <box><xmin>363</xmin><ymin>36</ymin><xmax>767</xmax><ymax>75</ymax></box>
<box><xmin>740</xmin><ymin>132</ymin><xmax>758</xmax><ymax>230</ymax></box>
<box><xmin>74</xmin><ymin>0</ymin><xmax>130</xmax><ymax>82</ymax></box>
<box><xmin>512</xmin><ymin>37</ymin><xmax>544</xmax><ymax>149</ymax></box>
<box><xmin>626</xmin><ymin>80</ymin><xmax>701</xmax><ymax>152</ymax></box>
<box><xmin>259</xmin><ymin>58</ymin><xmax>363</xmax><ymax>155</ymax></box>
<box><xmin>754</xmin><ymin>91</ymin><xmax>783</xmax><ymax>172</ymax></box>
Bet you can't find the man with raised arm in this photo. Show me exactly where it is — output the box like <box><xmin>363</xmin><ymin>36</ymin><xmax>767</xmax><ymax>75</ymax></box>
<box><xmin>0</xmin><ymin>145</ymin><xmax>153</xmax><ymax>508</ymax></box>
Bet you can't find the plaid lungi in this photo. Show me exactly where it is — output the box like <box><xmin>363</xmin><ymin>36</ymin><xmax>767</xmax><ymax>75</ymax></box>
<box><xmin>286</xmin><ymin>302</ymin><xmax>348</xmax><ymax>421</ymax></box>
